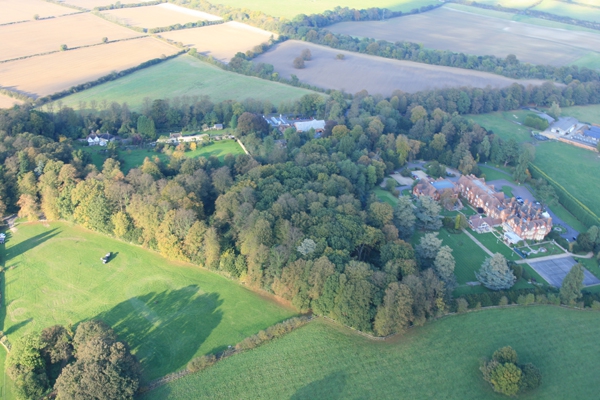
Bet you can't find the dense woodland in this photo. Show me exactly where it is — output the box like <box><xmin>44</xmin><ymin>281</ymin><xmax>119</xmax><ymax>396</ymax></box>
<box><xmin>0</xmin><ymin>79</ymin><xmax>585</xmax><ymax>338</ymax></box>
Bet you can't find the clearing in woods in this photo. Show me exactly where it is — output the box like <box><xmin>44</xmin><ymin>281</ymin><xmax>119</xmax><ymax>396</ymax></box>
<box><xmin>1</xmin><ymin>222</ymin><xmax>295</xmax><ymax>382</ymax></box>
<box><xmin>0</xmin><ymin>37</ymin><xmax>178</xmax><ymax>98</ymax></box>
<box><xmin>198</xmin><ymin>0</ymin><xmax>439</xmax><ymax>19</ymax></box>
<box><xmin>54</xmin><ymin>55</ymin><xmax>321</xmax><ymax>111</ymax></box>
<box><xmin>0</xmin><ymin>0</ymin><xmax>76</xmax><ymax>25</ymax></box>
<box><xmin>141</xmin><ymin>307</ymin><xmax>600</xmax><ymax>399</ymax></box>
<box><xmin>159</xmin><ymin>21</ymin><xmax>275</xmax><ymax>63</ymax></box>
<box><xmin>328</xmin><ymin>6</ymin><xmax>600</xmax><ymax>67</ymax></box>
<box><xmin>252</xmin><ymin>40</ymin><xmax>548</xmax><ymax>96</ymax></box>
<box><xmin>0</xmin><ymin>13</ymin><xmax>143</xmax><ymax>61</ymax></box>
<box><xmin>0</xmin><ymin>94</ymin><xmax>22</xmax><ymax>109</ymax></box>
<box><xmin>101</xmin><ymin>3</ymin><xmax>222</xmax><ymax>29</ymax></box>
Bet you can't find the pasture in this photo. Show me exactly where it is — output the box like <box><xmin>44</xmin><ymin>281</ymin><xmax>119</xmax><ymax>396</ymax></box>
<box><xmin>101</xmin><ymin>3</ymin><xmax>221</xmax><ymax>29</ymax></box>
<box><xmin>534</xmin><ymin>142</ymin><xmax>600</xmax><ymax>218</ymax></box>
<box><xmin>0</xmin><ymin>0</ymin><xmax>75</xmax><ymax>25</ymax></box>
<box><xmin>160</xmin><ymin>21</ymin><xmax>275</xmax><ymax>63</ymax></box>
<box><xmin>0</xmin><ymin>13</ymin><xmax>142</xmax><ymax>62</ymax></box>
<box><xmin>81</xmin><ymin>140</ymin><xmax>245</xmax><ymax>172</ymax></box>
<box><xmin>252</xmin><ymin>40</ymin><xmax>547</xmax><ymax>97</ymax></box>
<box><xmin>533</xmin><ymin>0</ymin><xmax>600</xmax><ymax>23</ymax></box>
<box><xmin>328</xmin><ymin>6</ymin><xmax>600</xmax><ymax>67</ymax></box>
<box><xmin>1</xmin><ymin>222</ymin><xmax>295</xmax><ymax>381</ymax></box>
<box><xmin>63</xmin><ymin>0</ymin><xmax>156</xmax><ymax>10</ymax></box>
<box><xmin>0</xmin><ymin>37</ymin><xmax>178</xmax><ymax>98</ymax></box>
<box><xmin>557</xmin><ymin>104</ymin><xmax>600</xmax><ymax>125</ymax></box>
<box><xmin>0</xmin><ymin>94</ymin><xmax>22</xmax><ymax>109</ymax></box>
<box><xmin>55</xmin><ymin>55</ymin><xmax>320</xmax><ymax>110</ymax></box>
<box><xmin>142</xmin><ymin>306</ymin><xmax>600</xmax><ymax>399</ymax></box>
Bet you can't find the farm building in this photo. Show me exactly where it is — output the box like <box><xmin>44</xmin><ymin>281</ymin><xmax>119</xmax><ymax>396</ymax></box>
<box><xmin>87</xmin><ymin>133</ymin><xmax>120</xmax><ymax>146</ymax></box>
<box><xmin>293</xmin><ymin>120</ymin><xmax>326</xmax><ymax>133</ymax></box>
<box><xmin>580</xmin><ymin>126</ymin><xmax>600</xmax><ymax>144</ymax></box>
<box><xmin>550</xmin><ymin>117</ymin><xmax>578</xmax><ymax>135</ymax></box>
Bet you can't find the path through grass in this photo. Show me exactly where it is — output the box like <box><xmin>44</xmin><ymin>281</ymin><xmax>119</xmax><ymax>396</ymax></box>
<box><xmin>142</xmin><ymin>306</ymin><xmax>600</xmax><ymax>399</ymax></box>
<box><xmin>1</xmin><ymin>222</ymin><xmax>295</xmax><ymax>381</ymax></box>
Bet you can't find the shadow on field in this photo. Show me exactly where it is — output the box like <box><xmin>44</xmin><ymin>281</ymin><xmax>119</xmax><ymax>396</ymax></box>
<box><xmin>291</xmin><ymin>371</ymin><xmax>348</xmax><ymax>400</ymax></box>
<box><xmin>3</xmin><ymin>228</ymin><xmax>60</xmax><ymax>263</ymax></box>
<box><xmin>4</xmin><ymin>318</ymin><xmax>32</xmax><ymax>335</ymax></box>
<box><xmin>91</xmin><ymin>285</ymin><xmax>223</xmax><ymax>382</ymax></box>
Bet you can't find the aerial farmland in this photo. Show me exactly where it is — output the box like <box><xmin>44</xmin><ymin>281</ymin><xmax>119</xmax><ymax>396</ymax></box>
<box><xmin>0</xmin><ymin>13</ymin><xmax>143</xmax><ymax>61</ymax></box>
<box><xmin>159</xmin><ymin>21</ymin><xmax>275</xmax><ymax>63</ymax></box>
<box><xmin>328</xmin><ymin>6</ymin><xmax>600</xmax><ymax>67</ymax></box>
<box><xmin>100</xmin><ymin>3</ymin><xmax>222</xmax><ymax>29</ymax></box>
<box><xmin>0</xmin><ymin>37</ymin><xmax>178</xmax><ymax>98</ymax></box>
<box><xmin>0</xmin><ymin>0</ymin><xmax>76</xmax><ymax>24</ymax></box>
<box><xmin>253</xmin><ymin>40</ymin><xmax>548</xmax><ymax>96</ymax></box>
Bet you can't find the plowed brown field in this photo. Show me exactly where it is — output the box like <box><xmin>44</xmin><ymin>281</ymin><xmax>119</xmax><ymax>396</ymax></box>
<box><xmin>159</xmin><ymin>21</ymin><xmax>274</xmax><ymax>63</ymax></box>
<box><xmin>328</xmin><ymin>6</ymin><xmax>600</xmax><ymax>67</ymax></box>
<box><xmin>0</xmin><ymin>13</ymin><xmax>142</xmax><ymax>61</ymax></box>
<box><xmin>253</xmin><ymin>41</ymin><xmax>548</xmax><ymax>96</ymax></box>
<box><xmin>0</xmin><ymin>37</ymin><xmax>178</xmax><ymax>98</ymax></box>
<box><xmin>0</xmin><ymin>0</ymin><xmax>76</xmax><ymax>24</ymax></box>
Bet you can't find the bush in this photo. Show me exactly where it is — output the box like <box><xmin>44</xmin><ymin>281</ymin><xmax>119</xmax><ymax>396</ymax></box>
<box><xmin>293</xmin><ymin>57</ymin><xmax>305</xmax><ymax>69</ymax></box>
<box><xmin>499</xmin><ymin>296</ymin><xmax>509</xmax><ymax>306</ymax></box>
<box><xmin>481</xmin><ymin>346</ymin><xmax>541</xmax><ymax>396</ymax></box>
<box><xmin>187</xmin><ymin>354</ymin><xmax>217</xmax><ymax>373</ymax></box>
<box><xmin>456</xmin><ymin>298</ymin><xmax>469</xmax><ymax>314</ymax></box>
<box><xmin>524</xmin><ymin>114</ymin><xmax>549</xmax><ymax>131</ymax></box>
<box><xmin>510</xmin><ymin>264</ymin><xmax>523</xmax><ymax>280</ymax></box>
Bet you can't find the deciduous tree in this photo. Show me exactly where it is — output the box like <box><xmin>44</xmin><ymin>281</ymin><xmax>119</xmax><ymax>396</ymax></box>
<box><xmin>560</xmin><ymin>263</ymin><xmax>584</xmax><ymax>305</ymax></box>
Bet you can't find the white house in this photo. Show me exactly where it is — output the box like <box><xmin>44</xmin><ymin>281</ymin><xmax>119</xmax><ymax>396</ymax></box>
<box><xmin>550</xmin><ymin>117</ymin><xmax>578</xmax><ymax>135</ymax></box>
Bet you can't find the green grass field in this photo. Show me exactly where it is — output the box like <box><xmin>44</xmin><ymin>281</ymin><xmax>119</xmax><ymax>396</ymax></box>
<box><xmin>534</xmin><ymin>142</ymin><xmax>600</xmax><ymax>218</ymax></box>
<box><xmin>468</xmin><ymin>111</ymin><xmax>534</xmax><ymax>144</ymax></box>
<box><xmin>557</xmin><ymin>104</ymin><xmax>600</xmax><ymax>125</ymax></box>
<box><xmin>80</xmin><ymin>140</ymin><xmax>245</xmax><ymax>173</ymax></box>
<box><xmin>209</xmin><ymin>0</ymin><xmax>438</xmax><ymax>19</ymax></box>
<box><xmin>0</xmin><ymin>347</ymin><xmax>15</xmax><ymax>400</ymax></box>
<box><xmin>474</xmin><ymin>232</ymin><xmax>521</xmax><ymax>262</ymax></box>
<box><xmin>519</xmin><ymin>242</ymin><xmax>565</xmax><ymax>259</ymax></box>
<box><xmin>533</xmin><ymin>0</ymin><xmax>600</xmax><ymax>23</ymax></box>
<box><xmin>374</xmin><ymin>188</ymin><xmax>398</xmax><ymax>206</ymax></box>
<box><xmin>1</xmin><ymin>222</ymin><xmax>295</xmax><ymax>382</ymax></box>
<box><xmin>142</xmin><ymin>306</ymin><xmax>600</xmax><ymax>399</ymax></box>
<box><xmin>55</xmin><ymin>55</ymin><xmax>320</xmax><ymax>111</ymax></box>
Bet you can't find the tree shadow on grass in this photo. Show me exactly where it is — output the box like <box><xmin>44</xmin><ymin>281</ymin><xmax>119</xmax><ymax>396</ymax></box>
<box><xmin>3</xmin><ymin>228</ymin><xmax>60</xmax><ymax>264</ymax></box>
<box><xmin>291</xmin><ymin>371</ymin><xmax>348</xmax><ymax>400</ymax></box>
<box><xmin>91</xmin><ymin>285</ymin><xmax>223</xmax><ymax>383</ymax></box>
<box><xmin>3</xmin><ymin>318</ymin><xmax>32</xmax><ymax>335</ymax></box>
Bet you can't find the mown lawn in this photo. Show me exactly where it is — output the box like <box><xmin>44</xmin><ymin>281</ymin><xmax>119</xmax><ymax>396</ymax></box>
<box><xmin>469</xmin><ymin>111</ymin><xmax>534</xmax><ymax>143</ymax></box>
<box><xmin>142</xmin><ymin>306</ymin><xmax>600</xmax><ymax>399</ymax></box>
<box><xmin>373</xmin><ymin>188</ymin><xmax>398</xmax><ymax>206</ymax></box>
<box><xmin>55</xmin><ymin>55</ymin><xmax>320</xmax><ymax>111</ymax></box>
<box><xmin>79</xmin><ymin>140</ymin><xmax>244</xmax><ymax>173</ymax></box>
<box><xmin>474</xmin><ymin>232</ymin><xmax>521</xmax><ymax>261</ymax></box>
<box><xmin>1</xmin><ymin>222</ymin><xmax>295</xmax><ymax>382</ymax></box>
<box><xmin>0</xmin><ymin>346</ymin><xmax>15</xmax><ymax>400</ymax></box>
<box><xmin>534</xmin><ymin>142</ymin><xmax>600</xmax><ymax>218</ymax></box>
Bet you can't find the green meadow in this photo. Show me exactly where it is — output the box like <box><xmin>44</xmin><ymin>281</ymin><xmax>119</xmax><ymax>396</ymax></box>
<box><xmin>143</xmin><ymin>306</ymin><xmax>600</xmax><ymax>399</ymax></box>
<box><xmin>1</xmin><ymin>222</ymin><xmax>295</xmax><ymax>382</ymax></box>
<box><xmin>55</xmin><ymin>55</ymin><xmax>320</xmax><ymax>111</ymax></box>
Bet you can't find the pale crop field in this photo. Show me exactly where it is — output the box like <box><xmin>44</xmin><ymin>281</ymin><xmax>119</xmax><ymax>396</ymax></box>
<box><xmin>0</xmin><ymin>0</ymin><xmax>76</xmax><ymax>24</ymax></box>
<box><xmin>253</xmin><ymin>41</ymin><xmax>547</xmax><ymax>97</ymax></box>
<box><xmin>0</xmin><ymin>37</ymin><xmax>178</xmax><ymax>98</ymax></box>
<box><xmin>328</xmin><ymin>6</ymin><xmax>600</xmax><ymax>67</ymax></box>
<box><xmin>0</xmin><ymin>13</ymin><xmax>143</xmax><ymax>61</ymax></box>
<box><xmin>469</xmin><ymin>0</ymin><xmax>539</xmax><ymax>8</ymax></box>
<box><xmin>101</xmin><ymin>3</ymin><xmax>221</xmax><ymax>29</ymax></box>
<box><xmin>0</xmin><ymin>94</ymin><xmax>23</xmax><ymax>109</ymax></box>
<box><xmin>160</xmin><ymin>21</ymin><xmax>275</xmax><ymax>63</ymax></box>
<box><xmin>197</xmin><ymin>0</ymin><xmax>439</xmax><ymax>19</ymax></box>
<box><xmin>62</xmin><ymin>0</ymin><xmax>156</xmax><ymax>10</ymax></box>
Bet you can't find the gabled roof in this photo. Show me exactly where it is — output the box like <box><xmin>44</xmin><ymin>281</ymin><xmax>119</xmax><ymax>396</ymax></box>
<box><xmin>551</xmin><ymin>117</ymin><xmax>578</xmax><ymax>131</ymax></box>
<box><xmin>583</xmin><ymin>126</ymin><xmax>600</xmax><ymax>140</ymax></box>
<box><xmin>294</xmin><ymin>120</ymin><xmax>326</xmax><ymax>132</ymax></box>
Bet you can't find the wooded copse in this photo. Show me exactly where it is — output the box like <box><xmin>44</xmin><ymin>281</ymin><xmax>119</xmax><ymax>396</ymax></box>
<box><xmin>0</xmin><ymin>77</ymin><xmax>596</xmax><ymax>335</ymax></box>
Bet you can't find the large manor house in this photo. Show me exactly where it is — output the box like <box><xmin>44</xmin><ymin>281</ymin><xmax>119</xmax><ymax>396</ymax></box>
<box><xmin>414</xmin><ymin>175</ymin><xmax>552</xmax><ymax>242</ymax></box>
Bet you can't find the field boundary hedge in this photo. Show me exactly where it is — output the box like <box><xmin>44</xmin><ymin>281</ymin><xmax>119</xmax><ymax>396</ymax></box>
<box><xmin>139</xmin><ymin>316</ymin><xmax>313</xmax><ymax>394</ymax></box>
<box><xmin>529</xmin><ymin>163</ymin><xmax>600</xmax><ymax>228</ymax></box>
